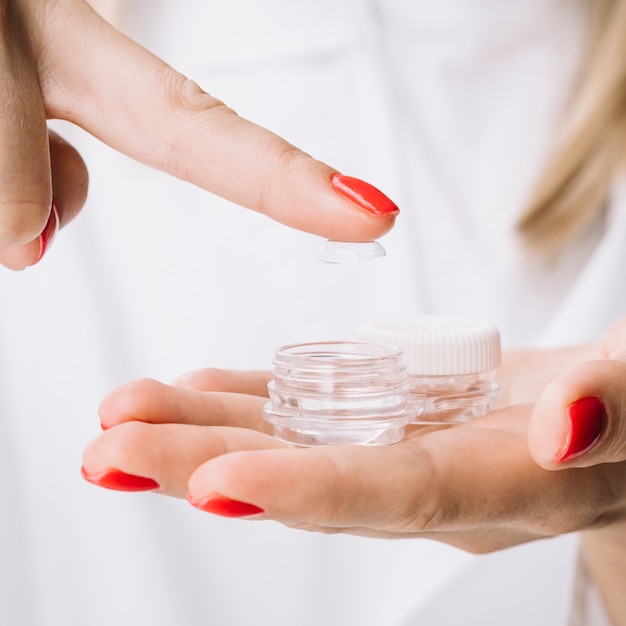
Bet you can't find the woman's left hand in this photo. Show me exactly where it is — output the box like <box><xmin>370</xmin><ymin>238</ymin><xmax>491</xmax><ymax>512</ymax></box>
<box><xmin>81</xmin><ymin>318</ymin><xmax>626</xmax><ymax>553</ymax></box>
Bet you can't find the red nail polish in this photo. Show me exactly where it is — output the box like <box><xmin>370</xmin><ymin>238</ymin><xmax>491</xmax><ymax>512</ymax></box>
<box><xmin>331</xmin><ymin>174</ymin><xmax>399</xmax><ymax>216</ymax></box>
<box><xmin>81</xmin><ymin>466</ymin><xmax>160</xmax><ymax>491</ymax></box>
<box><xmin>557</xmin><ymin>397</ymin><xmax>606</xmax><ymax>462</ymax></box>
<box><xmin>34</xmin><ymin>202</ymin><xmax>59</xmax><ymax>264</ymax></box>
<box><xmin>187</xmin><ymin>495</ymin><xmax>264</xmax><ymax>518</ymax></box>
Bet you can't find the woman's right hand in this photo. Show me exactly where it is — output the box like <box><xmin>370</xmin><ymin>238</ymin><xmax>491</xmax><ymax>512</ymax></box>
<box><xmin>0</xmin><ymin>0</ymin><xmax>398</xmax><ymax>270</ymax></box>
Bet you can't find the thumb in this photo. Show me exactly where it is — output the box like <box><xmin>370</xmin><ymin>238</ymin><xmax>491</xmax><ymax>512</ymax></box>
<box><xmin>528</xmin><ymin>358</ymin><xmax>626</xmax><ymax>469</ymax></box>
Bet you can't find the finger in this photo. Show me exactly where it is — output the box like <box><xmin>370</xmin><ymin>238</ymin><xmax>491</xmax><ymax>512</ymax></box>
<box><xmin>0</xmin><ymin>3</ymin><xmax>52</xmax><ymax>246</ymax></box>
<box><xmin>0</xmin><ymin>203</ymin><xmax>56</xmax><ymax>271</ymax></box>
<box><xmin>85</xmin><ymin>405</ymin><xmax>621</xmax><ymax>550</ymax></box>
<box><xmin>82</xmin><ymin>421</ymin><xmax>282</xmax><ymax>498</ymax></box>
<box><xmin>43</xmin><ymin>4</ymin><xmax>398</xmax><ymax>241</ymax></box>
<box><xmin>84</xmin><ymin>416</ymin><xmax>540</xmax><ymax>546</ymax></box>
<box><xmin>0</xmin><ymin>129</ymin><xmax>88</xmax><ymax>270</ymax></box>
<box><xmin>185</xmin><ymin>413</ymin><xmax>513</xmax><ymax>530</ymax></box>
<box><xmin>186</xmin><ymin>408</ymin><xmax>609</xmax><ymax>541</ymax></box>
<box><xmin>186</xmin><ymin>444</ymin><xmax>428</xmax><ymax>528</ymax></box>
<box><xmin>98</xmin><ymin>378</ymin><xmax>270</xmax><ymax>433</ymax></box>
<box><xmin>171</xmin><ymin>368</ymin><xmax>272</xmax><ymax>396</ymax></box>
<box><xmin>47</xmin><ymin>129</ymin><xmax>89</xmax><ymax>228</ymax></box>
<box><xmin>529</xmin><ymin>359</ymin><xmax>626</xmax><ymax>468</ymax></box>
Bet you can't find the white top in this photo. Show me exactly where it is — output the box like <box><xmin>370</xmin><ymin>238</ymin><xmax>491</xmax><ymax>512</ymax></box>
<box><xmin>357</xmin><ymin>315</ymin><xmax>502</xmax><ymax>375</ymax></box>
<box><xmin>0</xmin><ymin>1</ymin><xmax>619</xmax><ymax>624</ymax></box>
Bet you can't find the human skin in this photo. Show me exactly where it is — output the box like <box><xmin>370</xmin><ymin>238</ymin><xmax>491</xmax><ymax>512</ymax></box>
<box><xmin>84</xmin><ymin>317</ymin><xmax>626</xmax><ymax>625</ymax></box>
<box><xmin>0</xmin><ymin>0</ymin><xmax>396</xmax><ymax>269</ymax></box>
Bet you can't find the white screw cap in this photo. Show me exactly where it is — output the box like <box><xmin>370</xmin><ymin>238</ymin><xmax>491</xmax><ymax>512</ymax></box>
<box><xmin>357</xmin><ymin>316</ymin><xmax>501</xmax><ymax>376</ymax></box>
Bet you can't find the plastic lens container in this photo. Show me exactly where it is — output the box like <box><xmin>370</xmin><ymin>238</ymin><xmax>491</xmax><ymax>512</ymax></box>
<box><xmin>357</xmin><ymin>316</ymin><xmax>501</xmax><ymax>425</ymax></box>
<box><xmin>262</xmin><ymin>341</ymin><xmax>414</xmax><ymax>446</ymax></box>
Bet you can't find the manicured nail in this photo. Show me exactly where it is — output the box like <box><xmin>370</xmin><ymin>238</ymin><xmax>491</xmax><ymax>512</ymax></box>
<box><xmin>81</xmin><ymin>466</ymin><xmax>160</xmax><ymax>491</ymax></box>
<box><xmin>187</xmin><ymin>495</ymin><xmax>264</xmax><ymax>518</ymax></box>
<box><xmin>557</xmin><ymin>397</ymin><xmax>606</xmax><ymax>462</ymax></box>
<box><xmin>34</xmin><ymin>202</ymin><xmax>59</xmax><ymax>264</ymax></box>
<box><xmin>331</xmin><ymin>174</ymin><xmax>399</xmax><ymax>216</ymax></box>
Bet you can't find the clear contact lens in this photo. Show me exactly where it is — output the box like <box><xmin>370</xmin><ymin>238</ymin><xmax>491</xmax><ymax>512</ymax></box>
<box><xmin>317</xmin><ymin>240</ymin><xmax>386</xmax><ymax>264</ymax></box>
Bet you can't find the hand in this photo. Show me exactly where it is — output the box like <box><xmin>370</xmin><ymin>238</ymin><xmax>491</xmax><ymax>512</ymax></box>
<box><xmin>525</xmin><ymin>318</ymin><xmax>626</xmax><ymax>626</ymax></box>
<box><xmin>83</xmin><ymin>318</ymin><xmax>626</xmax><ymax>622</ymax></box>
<box><xmin>82</xmin><ymin>314</ymin><xmax>626</xmax><ymax>550</ymax></box>
<box><xmin>81</xmin><ymin>314</ymin><xmax>626</xmax><ymax>623</ymax></box>
<box><xmin>0</xmin><ymin>0</ymin><xmax>398</xmax><ymax>270</ymax></box>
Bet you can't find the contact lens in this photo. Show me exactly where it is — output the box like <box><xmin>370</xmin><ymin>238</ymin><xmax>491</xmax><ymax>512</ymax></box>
<box><xmin>317</xmin><ymin>240</ymin><xmax>386</xmax><ymax>264</ymax></box>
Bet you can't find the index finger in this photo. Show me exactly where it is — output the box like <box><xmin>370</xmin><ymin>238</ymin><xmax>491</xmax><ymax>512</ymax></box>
<box><xmin>45</xmin><ymin>4</ymin><xmax>398</xmax><ymax>241</ymax></box>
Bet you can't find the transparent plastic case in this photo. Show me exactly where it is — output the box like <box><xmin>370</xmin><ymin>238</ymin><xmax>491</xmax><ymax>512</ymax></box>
<box><xmin>262</xmin><ymin>341</ymin><xmax>414</xmax><ymax>446</ymax></box>
<box><xmin>358</xmin><ymin>316</ymin><xmax>501</xmax><ymax>425</ymax></box>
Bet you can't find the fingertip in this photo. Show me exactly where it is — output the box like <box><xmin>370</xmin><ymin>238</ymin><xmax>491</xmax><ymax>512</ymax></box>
<box><xmin>312</xmin><ymin>172</ymin><xmax>399</xmax><ymax>242</ymax></box>
<box><xmin>555</xmin><ymin>397</ymin><xmax>606</xmax><ymax>464</ymax></box>
<box><xmin>0</xmin><ymin>202</ymin><xmax>59</xmax><ymax>270</ymax></box>
<box><xmin>33</xmin><ymin>202</ymin><xmax>60</xmax><ymax>264</ymax></box>
<box><xmin>0</xmin><ymin>126</ymin><xmax>88</xmax><ymax>271</ymax></box>
<box><xmin>251</xmin><ymin>157</ymin><xmax>399</xmax><ymax>241</ymax></box>
<box><xmin>0</xmin><ymin>199</ymin><xmax>51</xmax><ymax>247</ymax></box>
<box><xmin>186</xmin><ymin>494</ymin><xmax>265</xmax><ymax>518</ymax></box>
<box><xmin>0</xmin><ymin>241</ymin><xmax>39</xmax><ymax>271</ymax></box>
<box><xmin>97</xmin><ymin>378</ymin><xmax>162</xmax><ymax>428</ymax></box>
<box><xmin>529</xmin><ymin>360</ymin><xmax>624</xmax><ymax>469</ymax></box>
<box><xmin>186</xmin><ymin>450</ymin><xmax>270</xmax><ymax>513</ymax></box>
<box><xmin>81</xmin><ymin>465</ymin><xmax>160</xmax><ymax>492</ymax></box>
<box><xmin>330</xmin><ymin>174</ymin><xmax>399</xmax><ymax>217</ymax></box>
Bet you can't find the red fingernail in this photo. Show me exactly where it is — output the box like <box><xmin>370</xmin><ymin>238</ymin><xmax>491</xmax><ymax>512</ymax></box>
<box><xmin>557</xmin><ymin>397</ymin><xmax>606</xmax><ymax>462</ymax></box>
<box><xmin>187</xmin><ymin>495</ymin><xmax>264</xmax><ymax>518</ymax></box>
<box><xmin>34</xmin><ymin>202</ymin><xmax>59</xmax><ymax>264</ymax></box>
<box><xmin>331</xmin><ymin>174</ymin><xmax>399</xmax><ymax>216</ymax></box>
<box><xmin>81</xmin><ymin>466</ymin><xmax>160</xmax><ymax>491</ymax></box>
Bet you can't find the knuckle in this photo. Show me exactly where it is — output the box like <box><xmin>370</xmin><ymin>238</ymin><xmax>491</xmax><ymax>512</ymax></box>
<box><xmin>189</xmin><ymin>368</ymin><xmax>229</xmax><ymax>391</ymax></box>
<box><xmin>163</xmin><ymin>71</ymin><xmax>224</xmax><ymax>113</ymax></box>
<box><xmin>395</xmin><ymin>495</ymin><xmax>453</xmax><ymax>534</ymax></box>
<box><xmin>272</xmin><ymin>145</ymin><xmax>312</xmax><ymax>173</ymax></box>
<box><xmin>154</xmin><ymin>67</ymin><xmax>230</xmax><ymax>178</ymax></box>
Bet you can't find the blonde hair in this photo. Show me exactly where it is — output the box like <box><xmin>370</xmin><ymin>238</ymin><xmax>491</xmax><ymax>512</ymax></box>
<box><xmin>517</xmin><ymin>0</ymin><xmax>626</xmax><ymax>253</ymax></box>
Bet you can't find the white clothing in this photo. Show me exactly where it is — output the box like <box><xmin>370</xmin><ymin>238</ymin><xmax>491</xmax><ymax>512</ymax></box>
<box><xmin>0</xmin><ymin>1</ymin><xmax>620</xmax><ymax>624</ymax></box>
